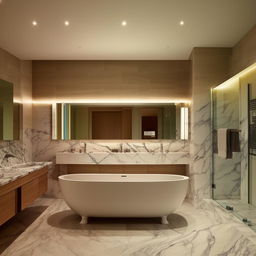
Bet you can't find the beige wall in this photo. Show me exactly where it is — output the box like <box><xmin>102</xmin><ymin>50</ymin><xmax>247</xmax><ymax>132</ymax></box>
<box><xmin>0</xmin><ymin>48</ymin><xmax>32</xmax><ymax>162</ymax></box>
<box><xmin>32</xmin><ymin>60</ymin><xmax>191</xmax><ymax>102</ymax></box>
<box><xmin>230</xmin><ymin>25</ymin><xmax>256</xmax><ymax>76</ymax></box>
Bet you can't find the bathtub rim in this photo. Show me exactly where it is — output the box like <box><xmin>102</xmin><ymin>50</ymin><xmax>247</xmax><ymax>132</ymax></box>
<box><xmin>58</xmin><ymin>173</ymin><xmax>189</xmax><ymax>183</ymax></box>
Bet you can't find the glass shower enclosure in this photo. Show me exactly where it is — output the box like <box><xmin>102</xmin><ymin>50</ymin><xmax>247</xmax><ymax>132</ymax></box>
<box><xmin>211</xmin><ymin>66</ymin><xmax>256</xmax><ymax>231</ymax></box>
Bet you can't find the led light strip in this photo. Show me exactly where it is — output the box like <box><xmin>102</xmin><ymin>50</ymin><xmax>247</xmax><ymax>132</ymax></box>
<box><xmin>214</xmin><ymin>63</ymin><xmax>256</xmax><ymax>90</ymax></box>
<box><xmin>32</xmin><ymin>99</ymin><xmax>191</xmax><ymax>105</ymax></box>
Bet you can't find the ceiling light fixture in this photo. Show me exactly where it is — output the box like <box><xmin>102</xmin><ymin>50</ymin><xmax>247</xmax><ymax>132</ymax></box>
<box><xmin>32</xmin><ymin>20</ymin><xmax>38</xmax><ymax>26</ymax></box>
<box><xmin>64</xmin><ymin>20</ymin><xmax>70</xmax><ymax>26</ymax></box>
<box><xmin>179</xmin><ymin>20</ymin><xmax>184</xmax><ymax>26</ymax></box>
<box><xmin>122</xmin><ymin>20</ymin><xmax>127</xmax><ymax>26</ymax></box>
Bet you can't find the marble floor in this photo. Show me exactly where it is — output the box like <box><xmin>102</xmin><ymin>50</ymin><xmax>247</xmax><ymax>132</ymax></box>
<box><xmin>1</xmin><ymin>198</ymin><xmax>256</xmax><ymax>256</ymax></box>
<box><xmin>217</xmin><ymin>199</ymin><xmax>256</xmax><ymax>231</ymax></box>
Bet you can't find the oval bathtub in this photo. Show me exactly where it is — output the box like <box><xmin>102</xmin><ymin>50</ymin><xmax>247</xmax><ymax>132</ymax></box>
<box><xmin>59</xmin><ymin>174</ymin><xmax>189</xmax><ymax>224</ymax></box>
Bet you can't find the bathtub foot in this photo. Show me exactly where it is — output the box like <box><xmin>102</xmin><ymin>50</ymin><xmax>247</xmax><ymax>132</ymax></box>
<box><xmin>80</xmin><ymin>216</ymin><xmax>88</xmax><ymax>225</ymax></box>
<box><xmin>161</xmin><ymin>216</ymin><xmax>169</xmax><ymax>225</ymax></box>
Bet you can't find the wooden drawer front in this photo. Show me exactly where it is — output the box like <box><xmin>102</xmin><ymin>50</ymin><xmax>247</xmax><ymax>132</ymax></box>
<box><xmin>0</xmin><ymin>190</ymin><xmax>17</xmax><ymax>225</ymax></box>
<box><xmin>39</xmin><ymin>174</ymin><xmax>48</xmax><ymax>195</ymax></box>
<box><xmin>21</xmin><ymin>174</ymin><xmax>48</xmax><ymax>210</ymax></box>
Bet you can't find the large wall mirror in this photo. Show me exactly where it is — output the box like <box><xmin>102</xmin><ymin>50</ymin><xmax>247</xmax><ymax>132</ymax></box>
<box><xmin>0</xmin><ymin>79</ymin><xmax>21</xmax><ymax>140</ymax></box>
<box><xmin>52</xmin><ymin>103</ymin><xmax>189</xmax><ymax>140</ymax></box>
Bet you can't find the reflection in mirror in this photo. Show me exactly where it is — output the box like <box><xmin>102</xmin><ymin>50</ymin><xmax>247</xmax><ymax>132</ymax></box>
<box><xmin>0</xmin><ymin>79</ymin><xmax>21</xmax><ymax>140</ymax></box>
<box><xmin>52</xmin><ymin>103</ymin><xmax>189</xmax><ymax>140</ymax></box>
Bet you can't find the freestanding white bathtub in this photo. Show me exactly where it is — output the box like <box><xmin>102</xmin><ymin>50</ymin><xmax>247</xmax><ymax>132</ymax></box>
<box><xmin>59</xmin><ymin>174</ymin><xmax>189</xmax><ymax>224</ymax></box>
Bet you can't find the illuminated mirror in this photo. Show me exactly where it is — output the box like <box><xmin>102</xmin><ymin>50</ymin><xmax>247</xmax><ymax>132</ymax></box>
<box><xmin>52</xmin><ymin>103</ymin><xmax>189</xmax><ymax>140</ymax></box>
<box><xmin>0</xmin><ymin>79</ymin><xmax>21</xmax><ymax>140</ymax></box>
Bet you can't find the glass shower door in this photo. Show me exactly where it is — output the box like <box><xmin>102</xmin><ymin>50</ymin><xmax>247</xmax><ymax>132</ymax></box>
<box><xmin>249</xmin><ymin>85</ymin><xmax>256</xmax><ymax>206</ymax></box>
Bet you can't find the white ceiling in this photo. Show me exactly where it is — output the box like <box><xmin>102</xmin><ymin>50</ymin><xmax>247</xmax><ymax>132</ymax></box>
<box><xmin>0</xmin><ymin>0</ymin><xmax>255</xmax><ymax>60</ymax></box>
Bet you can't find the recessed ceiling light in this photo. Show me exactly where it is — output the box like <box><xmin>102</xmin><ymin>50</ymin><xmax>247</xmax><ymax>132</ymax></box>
<box><xmin>64</xmin><ymin>21</ymin><xmax>70</xmax><ymax>26</ymax></box>
<box><xmin>122</xmin><ymin>21</ymin><xmax>127</xmax><ymax>26</ymax></box>
<box><xmin>32</xmin><ymin>20</ymin><xmax>38</xmax><ymax>26</ymax></box>
<box><xmin>179</xmin><ymin>20</ymin><xmax>184</xmax><ymax>26</ymax></box>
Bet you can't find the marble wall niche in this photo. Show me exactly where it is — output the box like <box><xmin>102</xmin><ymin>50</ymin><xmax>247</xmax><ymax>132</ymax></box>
<box><xmin>212</xmin><ymin>80</ymin><xmax>241</xmax><ymax>200</ymax></box>
<box><xmin>0</xmin><ymin>48</ymin><xmax>32</xmax><ymax>167</ymax></box>
<box><xmin>189</xmin><ymin>48</ymin><xmax>231</xmax><ymax>202</ymax></box>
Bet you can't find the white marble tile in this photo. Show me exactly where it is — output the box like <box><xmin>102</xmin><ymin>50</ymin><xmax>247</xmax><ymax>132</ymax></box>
<box><xmin>0</xmin><ymin>162</ymin><xmax>52</xmax><ymax>186</ymax></box>
<box><xmin>2</xmin><ymin>198</ymin><xmax>256</xmax><ymax>256</ymax></box>
<box><xmin>56</xmin><ymin>152</ymin><xmax>190</xmax><ymax>165</ymax></box>
<box><xmin>189</xmin><ymin>100</ymin><xmax>212</xmax><ymax>201</ymax></box>
<box><xmin>240</xmin><ymin>84</ymin><xmax>249</xmax><ymax>202</ymax></box>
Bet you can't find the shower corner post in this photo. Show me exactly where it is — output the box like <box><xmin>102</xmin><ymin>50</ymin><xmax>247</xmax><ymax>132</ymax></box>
<box><xmin>210</xmin><ymin>87</ymin><xmax>215</xmax><ymax>200</ymax></box>
<box><xmin>247</xmin><ymin>83</ymin><xmax>251</xmax><ymax>205</ymax></box>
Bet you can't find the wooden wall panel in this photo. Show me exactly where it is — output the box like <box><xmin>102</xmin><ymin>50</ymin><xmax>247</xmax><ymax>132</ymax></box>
<box><xmin>92</xmin><ymin>111</ymin><xmax>122</xmax><ymax>139</ymax></box>
<box><xmin>66</xmin><ymin>164</ymin><xmax>187</xmax><ymax>176</ymax></box>
<box><xmin>230</xmin><ymin>25</ymin><xmax>256</xmax><ymax>76</ymax></box>
<box><xmin>32</xmin><ymin>60</ymin><xmax>191</xmax><ymax>101</ymax></box>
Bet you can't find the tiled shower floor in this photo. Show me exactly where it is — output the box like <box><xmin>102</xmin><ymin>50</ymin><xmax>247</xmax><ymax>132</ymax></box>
<box><xmin>217</xmin><ymin>199</ymin><xmax>256</xmax><ymax>232</ymax></box>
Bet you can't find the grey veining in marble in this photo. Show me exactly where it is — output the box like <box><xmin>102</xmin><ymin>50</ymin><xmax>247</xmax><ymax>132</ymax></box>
<box><xmin>0</xmin><ymin>162</ymin><xmax>52</xmax><ymax>186</ymax></box>
<box><xmin>0</xmin><ymin>128</ymin><xmax>33</xmax><ymax>168</ymax></box>
<box><xmin>0</xmin><ymin>141</ymin><xmax>25</xmax><ymax>167</ymax></box>
<box><xmin>56</xmin><ymin>151</ymin><xmax>190</xmax><ymax>165</ymax></box>
<box><xmin>217</xmin><ymin>199</ymin><xmax>256</xmax><ymax>231</ymax></box>
<box><xmin>212</xmin><ymin>82</ymin><xmax>241</xmax><ymax>200</ymax></box>
<box><xmin>189</xmin><ymin>100</ymin><xmax>212</xmax><ymax>201</ymax></box>
<box><xmin>2</xmin><ymin>198</ymin><xmax>256</xmax><ymax>256</ymax></box>
<box><xmin>240</xmin><ymin>84</ymin><xmax>249</xmax><ymax>202</ymax></box>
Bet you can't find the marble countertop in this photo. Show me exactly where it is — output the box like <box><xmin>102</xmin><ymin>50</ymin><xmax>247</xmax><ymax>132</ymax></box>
<box><xmin>0</xmin><ymin>162</ymin><xmax>52</xmax><ymax>187</ymax></box>
<box><xmin>56</xmin><ymin>152</ymin><xmax>190</xmax><ymax>165</ymax></box>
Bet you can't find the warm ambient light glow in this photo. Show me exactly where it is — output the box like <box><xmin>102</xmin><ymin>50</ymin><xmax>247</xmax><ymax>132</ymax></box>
<box><xmin>64</xmin><ymin>21</ymin><xmax>70</xmax><ymax>26</ymax></box>
<box><xmin>32</xmin><ymin>99</ymin><xmax>191</xmax><ymax>105</ymax></box>
<box><xmin>179</xmin><ymin>20</ymin><xmax>184</xmax><ymax>26</ymax></box>
<box><xmin>213</xmin><ymin>62</ymin><xmax>256</xmax><ymax>90</ymax></box>
<box><xmin>32</xmin><ymin>20</ymin><xmax>38</xmax><ymax>26</ymax></box>
<box><xmin>122</xmin><ymin>21</ymin><xmax>127</xmax><ymax>26</ymax></box>
<box><xmin>180</xmin><ymin>107</ymin><xmax>189</xmax><ymax>140</ymax></box>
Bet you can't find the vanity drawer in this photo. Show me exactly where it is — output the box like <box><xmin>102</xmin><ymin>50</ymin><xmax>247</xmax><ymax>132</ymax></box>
<box><xmin>21</xmin><ymin>174</ymin><xmax>48</xmax><ymax>210</ymax></box>
<box><xmin>0</xmin><ymin>190</ymin><xmax>17</xmax><ymax>225</ymax></box>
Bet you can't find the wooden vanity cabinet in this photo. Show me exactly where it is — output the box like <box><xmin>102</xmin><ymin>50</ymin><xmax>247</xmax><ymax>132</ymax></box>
<box><xmin>0</xmin><ymin>166</ymin><xmax>48</xmax><ymax>225</ymax></box>
<box><xmin>21</xmin><ymin>173</ymin><xmax>48</xmax><ymax>210</ymax></box>
<box><xmin>0</xmin><ymin>190</ymin><xmax>17</xmax><ymax>225</ymax></box>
